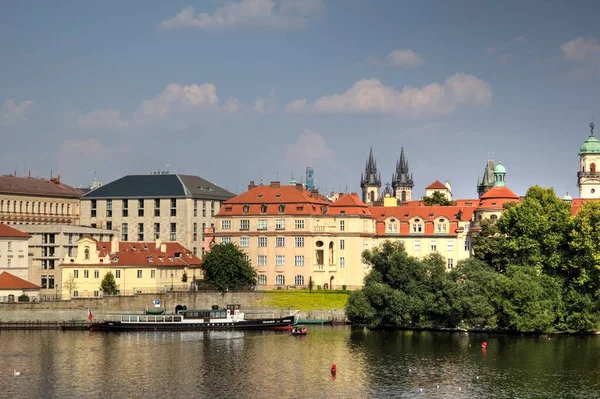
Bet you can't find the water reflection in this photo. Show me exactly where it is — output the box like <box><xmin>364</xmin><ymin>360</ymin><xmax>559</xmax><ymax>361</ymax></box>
<box><xmin>1</xmin><ymin>328</ymin><xmax>600</xmax><ymax>398</ymax></box>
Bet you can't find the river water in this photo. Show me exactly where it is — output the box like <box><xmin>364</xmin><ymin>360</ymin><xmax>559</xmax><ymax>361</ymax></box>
<box><xmin>1</xmin><ymin>326</ymin><xmax>600</xmax><ymax>398</ymax></box>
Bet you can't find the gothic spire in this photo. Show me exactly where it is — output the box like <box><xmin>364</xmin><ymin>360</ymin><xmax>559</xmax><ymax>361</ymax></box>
<box><xmin>392</xmin><ymin>146</ymin><xmax>414</xmax><ymax>189</ymax></box>
<box><xmin>361</xmin><ymin>146</ymin><xmax>381</xmax><ymax>188</ymax></box>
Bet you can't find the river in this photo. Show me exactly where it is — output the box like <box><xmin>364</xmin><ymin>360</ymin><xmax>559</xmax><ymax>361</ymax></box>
<box><xmin>1</xmin><ymin>326</ymin><xmax>599</xmax><ymax>398</ymax></box>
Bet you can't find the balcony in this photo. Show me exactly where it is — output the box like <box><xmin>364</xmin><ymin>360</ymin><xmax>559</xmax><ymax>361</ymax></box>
<box><xmin>314</xmin><ymin>226</ymin><xmax>325</xmax><ymax>232</ymax></box>
<box><xmin>578</xmin><ymin>171</ymin><xmax>600</xmax><ymax>179</ymax></box>
<box><xmin>313</xmin><ymin>265</ymin><xmax>325</xmax><ymax>272</ymax></box>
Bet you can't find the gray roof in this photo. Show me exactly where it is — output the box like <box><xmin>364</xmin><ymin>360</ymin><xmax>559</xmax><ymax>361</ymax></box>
<box><xmin>82</xmin><ymin>174</ymin><xmax>235</xmax><ymax>200</ymax></box>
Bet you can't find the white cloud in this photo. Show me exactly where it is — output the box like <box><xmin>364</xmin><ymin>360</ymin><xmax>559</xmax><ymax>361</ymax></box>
<box><xmin>133</xmin><ymin>82</ymin><xmax>219</xmax><ymax>123</ymax></box>
<box><xmin>253</xmin><ymin>89</ymin><xmax>277</xmax><ymax>114</ymax></box>
<box><xmin>366</xmin><ymin>49</ymin><xmax>424</xmax><ymax>68</ymax></box>
<box><xmin>561</xmin><ymin>37</ymin><xmax>600</xmax><ymax>62</ymax></box>
<box><xmin>223</xmin><ymin>97</ymin><xmax>243</xmax><ymax>113</ymax></box>
<box><xmin>486</xmin><ymin>35</ymin><xmax>526</xmax><ymax>54</ymax></box>
<box><xmin>285</xmin><ymin>73</ymin><xmax>492</xmax><ymax>117</ymax></box>
<box><xmin>0</xmin><ymin>98</ymin><xmax>34</xmax><ymax>127</ymax></box>
<box><xmin>158</xmin><ymin>0</ymin><xmax>324</xmax><ymax>31</ymax></box>
<box><xmin>284</xmin><ymin>129</ymin><xmax>335</xmax><ymax>169</ymax></box>
<box><xmin>76</xmin><ymin>108</ymin><xmax>129</xmax><ymax>130</ymax></box>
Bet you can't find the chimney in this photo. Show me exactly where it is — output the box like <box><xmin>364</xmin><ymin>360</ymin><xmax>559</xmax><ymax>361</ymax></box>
<box><xmin>248</xmin><ymin>180</ymin><xmax>256</xmax><ymax>191</ymax></box>
<box><xmin>296</xmin><ymin>183</ymin><xmax>304</xmax><ymax>191</ymax></box>
<box><xmin>111</xmin><ymin>235</ymin><xmax>119</xmax><ymax>254</ymax></box>
<box><xmin>160</xmin><ymin>243</ymin><xmax>167</xmax><ymax>253</ymax></box>
<box><xmin>155</xmin><ymin>237</ymin><xmax>162</xmax><ymax>250</ymax></box>
<box><xmin>311</xmin><ymin>189</ymin><xmax>319</xmax><ymax>197</ymax></box>
<box><xmin>270</xmin><ymin>181</ymin><xmax>281</xmax><ymax>188</ymax></box>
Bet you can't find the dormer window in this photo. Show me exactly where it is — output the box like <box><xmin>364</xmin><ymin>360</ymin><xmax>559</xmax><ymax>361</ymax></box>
<box><xmin>278</xmin><ymin>204</ymin><xmax>285</xmax><ymax>214</ymax></box>
<box><xmin>158</xmin><ymin>256</ymin><xmax>164</xmax><ymax>262</ymax></box>
<box><xmin>411</xmin><ymin>219</ymin><xmax>423</xmax><ymax>233</ymax></box>
<box><xmin>148</xmin><ymin>256</ymin><xmax>153</xmax><ymax>262</ymax></box>
<box><xmin>112</xmin><ymin>256</ymin><xmax>119</xmax><ymax>262</ymax></box>
<box><xmin>243</xmin><ymin>204</ymin><xmax>249</xmax><ymax>214</ymax></box>
<box><xmin>261</xmin><ymin>204</ymin><xmax>268</xmax><ymax>214</ymax></box>
<box><xmin>436</xmin><ymin>218</ymin><xmax>448</xmax><ymax>233</ymax></box>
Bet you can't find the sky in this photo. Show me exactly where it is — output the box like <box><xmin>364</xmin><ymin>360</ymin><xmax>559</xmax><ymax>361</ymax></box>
<box><xmin>1</xmin><ymin>0</ymin><xmax>600</xmax><ymax>199</ymax></box>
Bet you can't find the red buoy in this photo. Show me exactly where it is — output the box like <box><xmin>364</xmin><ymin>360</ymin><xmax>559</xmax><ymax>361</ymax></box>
<box><xmin>331</xmin><ymin>364</ymin><xmax>337</xmax><ymax>374</ymax></box>
<box><xmin>481</xmin><ymin>341</ymin><xmax>488</xmax><ymax>348</ymax></box>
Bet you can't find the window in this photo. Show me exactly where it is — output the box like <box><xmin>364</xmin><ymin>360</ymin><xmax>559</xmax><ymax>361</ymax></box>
<box><xmin>387</xmin><ymin>223</ymin><xmax>398</xmax><ymax>233</ymax></box>
<box><xmin>116</xmin><ymin>270</ymin><xmax>121</xmax><ymax>278</ymax></box>
<box><xmin>222</xmin><ymin>237</ymin><xmax>231</xmax><ymax>244</ymax></box>
<box><xmin>170</xmin><ymin>223</ymin><xmax>176</xmax><ymax>241</ymax></box>
<box><xmin>138</xmin><ymin>199</ymin><xmax>144</xmax><ymax>217</ymax></box>
<box><xmin>122</xmin><ymin>199</ymin><xmax>129</xmax><ymax>217</ymax></box>
<box><xmin>294</xmin><ymin>275</ymin><xmax>304</xmax><ymax>285</ymax></box>
<box><xmin>242</xmin><ymin>204</ymin><xmax>249</xmax><ymax>214</ymax></box>
<box><xmin>106</xmin><ymin>200</ymin><xmax>112</xmax><ymax>217</ymax></box>
<box><xmin>340</xmin><ymin>257</ymin><xmax>345</xmax><ymax>268</ymax></box>
<box><xmin>137</xmin><ymin>270</ymin><xmax>143</xmax><ymax>278</ymax></box>
<box><xmin>414</xmin><ymin>240</ymin><xmax>420</xmax><ymax>251</ymax></box>
<box><xmin>41</xmin><ymin>260</ymin><xmax>48</xmax><ymax>270</ymax></box>
<box><xmin>257</xmin><ymin>220</ymin><xmax>267</xmax><ymax>230</ymax></box>
<box><xmin>107</xmin><ymin>221</ymin><xmax>112</xmax><ymax>230</ymax></box>
<box><xmin>437</xmin><ymin>220</ymin><xmax>448</xmax><ymax>233</ymax></box>
<box><xmin>340</xmin><ymin>239</ymin><xmax>345</xmax><ymax>250</ymax></box>
<box><xmin>261</xmin><ymin>204</ymin><xmax>267</xmax><ymax>214</ymax></box>
<box><xmin>340</xmin><ymin>220</ymin><xmax>345</xmax><ymax>231</ymax></box>
<box><xmin>7</xmin><ymin>258</ymin><xmax>11</xmax><ymax>267</ymax></box>
<box><xmin>430</xmin><ymin>241</ymin><xmax>437</xmax><ymax>251</ymax></box>
<box><xmin>258</xmin><ymin>236</ymin><xmax>267</xmax><ymax>247</ymax></box>
<box><xmin>447</xmin><ymin>241</ymin><xmax>454</xmax><ymax>251</ymax></box>
<box><xmin>122</xmin><ymin>223</ymin><xmax>128</xmax><ymax>241</ymax></box>
<box><xmin>258</xmin><ymin>275</ymin><xmax>267</xmax><ymax>285</ymax></box>
<box><xmin>221</xmin><ymin>220</ymin><xmax>232</xmax><ymax>230</ymax></box>
<box><xmin>138</xmin><ymin>223</ymin><xmax>144</xmax><ymax>241</ymax></box>
<box><xmin>151</xmin><ymin>270</ymin><xmax>155</xmax><ymax>278</ymax></box>
<box><xmin>239</xmin><ymin>237</ymin><xmax>249</xmax><ymax>248</ymax></box>
<box><xmin>154</xmin><ymin>223</ymin><xmax>160</xmax><ymax>239</ymax></box>
<box><xmin>275</xmin><ymin>219</ymin><xmax>285</xmax><ymax>230</ymax></box>
<box><xmin>92</xmin><ymin>270</ymin><xmax>98</xmax><ymax>278</ymax></box>
<box><xmin>48</xmin><ymin>276</ymin><xmax>54</xmax><ymax>289</ymax></box>
<box><xmin>170</xmin><ymin>199</ymin><xmax>177</xmax><ymax>217</ymax></box>
<box><xmin>276</xmin><ymin>255</ymin><xmax>285</xmax><ymax>266</ymax></box>
<box><xmin>84</xmin><ymin>270</ymin><xmax>89</xmax><ymax>278</ymax></box>
<box><xmin>91</xmin><ymin>200</ymin><xmax>97</xmax><ymax>218</ymax></box>
<box><xmin>7</xmin><ymin>241</ymin><xmax>12</xmax><ymax>251</ymax></box>
<box><xmin>465</xmin><ymin>240</ymin><xmax>471</xmax><ymax>251</ymax></box>
<box><xmin>257</xmin><ymin>255</ymin><xmax>267</xmax><ymax>267</ymax></box>
<box><xmin>240</xmin><ymin>220</ymin><xmax>250</xmax><ymax>230</ymax></box>
<box><xmin>295</xmin><ymin>219</ymin><xmax>305</xmax><ymax>230</ymax></box>
<box><xmin>447</xmin><ymin>258</ymin><xmax>454</xmax><ymax>269</ymax></box>
<box><xmin>94</xmin><ymin>291</ymin><xmax>99</xmax><ymax>297</ymax></box>
<box><xmin>154</xmin><ymin>199</ymin><xmax>160</xmax><ymax>216</ymax></box>
<box><xmin>275</xmin><ymin>275</ymin><xmax>285</xmax><ymax>285</ymax></box>
<box><xmin>294</xmin><ymin>255</ymin><xmax>304</xmax><ymax>266</ymax></box>
<box><xmin>276</xmin><ymin>236</ymin><xmax>285</xmax><ymax>247</ymax></box>
<box><xmin>278</xmin><ymin>204</ymin><xmax>285</xmax><ymax>214</ymax></box>
<box><xmin>294</xmin><ymin>237</ymin><xmax>304</xmax><ymax>247</ymax></box>
<box><xmin>243</xmin><ymin>254</ymin><xmax>250</xmax><ymax>263</ymax></box>
<box><xmin>73</xmin><ymin>270</ymin><xmax>79</xmax><ymax>278</ymax></box>
<box><xmin>73</xmin><ymin>291</ymin><xmax>79</xmax><ymax>297</ymax></box>
<box><xmin>41</xmin><ymin>276</ymin><xmax>47</xmax><ymax>289</ymax></box>
<box><xmin>412</xmin><ymin>220</ymin><xmax>423</xmax><ymax>233</ymax></box>
<box><xmin>194</xmin><ymin>200</ymin><xmax>198</xmax><ymax>217</ymax></box>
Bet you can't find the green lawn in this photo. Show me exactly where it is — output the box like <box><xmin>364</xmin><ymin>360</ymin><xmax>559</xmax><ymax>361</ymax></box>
<box><xmin>257</xmin><ymin>290</ymin><xmax>350</xmax><ymax>311</ymax></box>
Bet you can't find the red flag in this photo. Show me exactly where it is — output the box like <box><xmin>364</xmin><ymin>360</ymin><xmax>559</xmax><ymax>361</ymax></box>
<box><xmin>87</xmin><ymin>308</ymin><xmax>93</xmax><ymax>322</ymax></box>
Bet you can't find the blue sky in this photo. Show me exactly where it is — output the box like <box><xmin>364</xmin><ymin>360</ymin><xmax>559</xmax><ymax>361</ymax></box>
<box><xmin>1</xmin><ymin>0</ymin><xmax>600</xmax><ymax>199</ymax></box>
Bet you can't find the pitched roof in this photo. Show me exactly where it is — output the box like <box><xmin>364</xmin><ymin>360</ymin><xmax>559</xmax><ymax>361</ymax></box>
<box><xmin>218</xmin><ymin>183</ymin><xmax>330</xmax><ymax>217</ymax></box>
<box><xmin>82</xmin><ymin>174</ymin><xmax>235</xmax><ymax>200</ymax></box>
<box><xmin>480</xmin><ymin>186</ymin><xmax>519</xmax><ymax>200</ymax></box>
<box><xmin>0</xmin><ymin>175</ymin><xmax>83</xmax><ymax>198</ymax></box>
<box><xmin>371</xmin><ymin>205</ymin><xmax>475</xmax><ymax>222</ymax></box>
<box><xmin>326</xmin><ymin>193</ymin><xmax>373</xmax><ymax>216</ymax></box>
<box><xmin>0</xmin><ymin>223</ymin><xmax>31</xmax><ymax>239</ymax></box>
<box><xmin>0</xmin><ymin>272</ymin><xmax>40</xmax><ymax>290</ymax></box>
<box><xmin>425</xmin><ymin>180</ymin><xmax>448</xmax><ymax>190</ymax></box>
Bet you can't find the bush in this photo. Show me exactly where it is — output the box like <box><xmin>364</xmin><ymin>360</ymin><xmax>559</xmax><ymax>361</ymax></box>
<box><xmin>342</xmin><ymin>285</ymin><xmax>347</xmax><ymax>291</ymax></box>
<box><xmin>18</xmin><ymin>294</ymin><xmax>30</xmax><ymax>302</ymax></box>
<box><xmin>317</xmin><ymin>285</ymin><xmax>322</xmax><ymax>290</ymax></box>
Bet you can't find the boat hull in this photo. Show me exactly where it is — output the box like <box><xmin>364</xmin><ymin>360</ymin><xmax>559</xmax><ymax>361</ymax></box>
<box><xmin>90</xmin><ymin>315</ymin><xmax>296</xmax><ymax>332</ymax></box>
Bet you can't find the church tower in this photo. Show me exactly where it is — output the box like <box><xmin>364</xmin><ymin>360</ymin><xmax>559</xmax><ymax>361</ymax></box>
<box><xmin>578</xmin><ymin>121</ymin><xmax>600</xmax><ymax>199</ymax></box>
<box><xmin>477</xmin><ymin>158</ymin><xmax>496</xmax><ymax>198</ymax></box>
<box><xmin>391</xmin><ymin>147</ymin><xmax>414</xmax><ymax>202</ymax></box>
<box><xmin>360</xmin><ymin>147</ymin><xmax>381</xmax><ymax>204</ymax></box>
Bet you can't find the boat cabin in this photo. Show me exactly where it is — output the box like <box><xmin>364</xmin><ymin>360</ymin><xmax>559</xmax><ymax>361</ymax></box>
<box><xmin>178</xmin><ymin>304</ymin><xmax>241</xmax><ymax>320</ymax></box>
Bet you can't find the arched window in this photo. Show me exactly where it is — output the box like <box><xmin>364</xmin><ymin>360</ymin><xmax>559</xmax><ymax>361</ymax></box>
<box><xmin>369</xmin><ymin>191</ymin><xmax>375</xmax><ymax>202</ymax></box>
<box><xmin>61</xmin><ymin>204</ymin><xmax>64</xmax><ymax>215</ymax></box>
<box><xmin>243</xmin><ymin>204</ymin><xmax>249</xmax><ymax>214</ymax></box>
<box><xmin>0</xmin><ymin>200</ymin><xmax>3</xmax><ymax>212</ymax></box>
<box><xmin>38</xmin><ymin>203</ymin><xmax>41</xmax><ymax>214</ymax></box>
<box><xmin>294</xmin><ymin>275</ymin><xmax>304</xmax><ymax>285</ymax></box>
<box><xmin>436</xmin><ymin>218</ymin><xmax>448</xmax><ymax>233</ymax></box>
<box><xmin>591</xmin><ymin>163</ymin><xmax>597</xmax><ymax>173</ymax></box>
<box><xmin>19</xmin><ymin>201</ymin><xmax>23</xmax><ymax>213</ymax></box>
<box><xmin>67</xmin><ymin>204</ymin><xmax>70</xmax><ymax>215</ymax></box>
<box><xmin>26</xmin><ymin>201</ymin><xmax>29</xmax><ymax>213</ymax></box>
<box><xmin>49</xmin><ymin>203</ymin><xmax>53</xmax><ymax>214</ymax></box>
<box><xmin>258</xmin><ymin>275</ymin><xmax>267</xmax><ymax>285</ymax></box>
<box><xmin>56</xmin><ymin>203</ymin><xmax>59</xmax><ymax>214</ymax></box>
<box><xmin>261</xmin><ymin>204</ymin><xmax>267</xmax><ymax>214</ymax></box>
<box><xmin>31</xmin><ymin>202</ymin><xmax>35</xmax><ymax>214</ymax></box>
<box><xmin>278</xmin><ymin>204</ymin><xmax>285</xmax><ymax>214</ymax></box>
<box><xmin>411</xmin><ymin>218</ymin><xmax>423</xmax><ymax>233</ymax></box>
<box><xmin>84</xmin><ymin>247</ymin><xmax>90</xmax><ymax>260</ymax></box>
<box><xmin>275</xmin><ymin>275</ymin><xmax>285</xmax><ymax>285</ymax></box>
<box><xmin>490</xmin><ymin>215</ymin><xmax>498</xmax><ymax>222</ymax></box>
<box><xmin>12</xmin><ymin>201</ymin><xmax>16</xmax><ymax>212</ymax></box>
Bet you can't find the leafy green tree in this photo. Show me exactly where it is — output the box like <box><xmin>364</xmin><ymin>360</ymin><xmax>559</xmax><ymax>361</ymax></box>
<box><xmin>201</xmin><ymin>242</ymin><xmax>257</xmax><ymax>295</ymax></box>
<box><xmin>422</xmin><ymin>191</ymin><xmax>455</xmax><ymax>206</ymax></box>
<box><xmin>472</xmin><ymin>219</ymin><xmax>510</xmax><ymax>272</ymax></box>
<box><xmin>569</xmin><ymin>201</ymin><xmax>600</xmax><ymax>291</ymax></box>
<box><xmin>181</xmin><ymin>272</ymin><xmax>188</xmax><ymax>283</ymax></box>
<box><xmin>100</xmin><ymin>272</ymin><xmax>118</xmax><ymax>295</ymax></box>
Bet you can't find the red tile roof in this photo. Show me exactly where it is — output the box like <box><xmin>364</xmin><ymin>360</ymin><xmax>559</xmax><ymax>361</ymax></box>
<box><xmin>403</xmin><ymin>199</ymin><xmax>479</xmax><ymax>207</ymax></box>
<box><xmin>326</xmin><ymin>193</ymin><xmax>373</xmax><ymax>216</ymax></box>
<box><xmin>371</xmin><ymin>205</ymin><xmax>475</xmax><ymax>236</ymax></box>
<box><xmin>218</xmin><ymin>183</ymin><xmax>330</xmax><ymax>217</ymax></box>
<box><xmin>480</xmin><ymin>186</ymin><xmax>519</xmax><ymax>200</ymax></box>
<box><xmin>571</xmin><ymin>198</ymin><xmax>600</xmax><ymax>215</ymax></box>
<box><xmin>425</xmin><ymin>180</ymin><xmax>448</xmax><ymax>190</ymax></box>
<box><xmin>0</xmin><ymin>223</ymin><xmax>31</xmax><ymax>238</ymax></box>
<box><xmin>0</xmin><ymin>175</ymin><xmax>83</xmax><ymax>198</ymax></box>
<box><xmin>0</xmin><ymin>272</ymin><xmax>40</xmax><ymax>290</ymax></box>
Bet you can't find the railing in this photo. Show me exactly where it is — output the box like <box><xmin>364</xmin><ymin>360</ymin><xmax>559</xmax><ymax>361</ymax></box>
<box><xmin>578</xmin><ymin>172</ymin><xmax>600</xmax><ymax>178</ymax></box>
<box><xmin>313</xmin><ymin>265</ymin><xmax>325</xmax><ymax>272</ymax></box>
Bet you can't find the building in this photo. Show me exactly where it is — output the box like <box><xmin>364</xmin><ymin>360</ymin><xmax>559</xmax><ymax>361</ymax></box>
<box><xmin>13</xmin><ymin>224</ymin><xmax>115</xmax><ymax>298</ymax></box>
<box><xmin>361</xmin><ymin>147</ymin><xmax>382</xmax><ymax>204</ymax></box>
<box><xmin>391</xmin><ymin>147</ymin><xmax>414</xmax><ymax>202</ymax></box>
<box><xmin>0</xmin><ymin>272</ymin><xmax>40</xmax><ymax>303</ymax></box>
<box><xmin>60</xmin><ymin>236</ymin><xmax>201</xmax><ymax>298</ymax></box>
<box><xmin>0</xmin><ymin>174</ymin><xmax>83</xmax><ymax>225</ymax></box>
<box><xmin>477</xmin><ymin>158</ymin><xmax>496</xmax><ymax>198</ymax></box>
<box><xmin>0</xmin><ymin>223</ymin><xmax>31</xmax><ymax>281</ymax></box>
<box><xmin>578</xmin><ymin>122</ymin><xmax>600</xmax><ymax>199</ymax></box>
<box><xmin>424</xmin><ymin>180</ymin><xmax>453</xmax><ymax>201</ymax></box>
<box><xmin>79</xmin><ymin>173</ymin><xmax>235</xmax><ymax>256</ymax></box>
<box><xmin>306</xmin><ymin>167</ymin><xmax>315</xmax><ymax>190</ymax></box>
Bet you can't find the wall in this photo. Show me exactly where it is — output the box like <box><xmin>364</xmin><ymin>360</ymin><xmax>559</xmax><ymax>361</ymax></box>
<box><xmin>0</xmin><ymin>236</ymin><xmax>29</xmax><ymax>280</ymax></box>
<box><xmin>0</xmin><ymin>292</ymin><xmax>348</xmax><ymax>322</ymax></box>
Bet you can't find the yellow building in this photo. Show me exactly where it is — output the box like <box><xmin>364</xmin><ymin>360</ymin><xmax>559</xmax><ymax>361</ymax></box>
<box><xmin>60</xmin><ymin>236</ymin><xmax>201</xmax><ymax>298</ymax></box>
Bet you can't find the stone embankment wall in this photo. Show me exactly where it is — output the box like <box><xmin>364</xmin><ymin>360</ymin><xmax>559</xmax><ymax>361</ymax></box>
<box><xmin>0</xmin><ymin>292</ymin><xmax>347</xmax><ymax>322</ymax></box>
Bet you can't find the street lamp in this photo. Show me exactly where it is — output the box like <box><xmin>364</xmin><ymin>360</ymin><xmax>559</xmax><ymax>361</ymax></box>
<box><xmin>171</xmin><ymin>272</ymin><xmax>174</xmax><ymax>291</ymax></box>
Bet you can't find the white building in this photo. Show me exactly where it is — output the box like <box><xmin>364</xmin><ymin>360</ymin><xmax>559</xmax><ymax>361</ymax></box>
<box><xmin>0</xmin><ymin>223</ymin><xmax>31</xmax><ymax>281</ymax></box>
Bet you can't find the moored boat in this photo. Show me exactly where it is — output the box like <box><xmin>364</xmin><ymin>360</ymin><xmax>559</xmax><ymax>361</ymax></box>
<box><xmin>90</xmin><ymin>304</ymin><xmax>298</xmax><ymax>332</ymax></box>
<box><xmin>296</xmin><ymin>319</ymin><xmax>333</xmax><ymax>325</ymax></box>
<box><xmin>291</xmin><ymin>326</ymin><xmax>307</xmax><ymax>336</ymax></box>
<box><xmin>145</xmin><ymin>307</ymin><xmax>166</xmax><ymax>315</ymax></box>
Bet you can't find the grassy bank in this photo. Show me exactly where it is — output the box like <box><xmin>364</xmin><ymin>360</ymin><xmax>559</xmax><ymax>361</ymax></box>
<box><xmin>257</xmin><ymin>290</ymin><xmax>350</xmax><ymax>311</ymax></box>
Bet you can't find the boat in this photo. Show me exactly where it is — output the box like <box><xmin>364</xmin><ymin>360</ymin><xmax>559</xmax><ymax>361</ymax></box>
<box><xmin>291</xmin><ymin>326</ymin><xmax>307</xmax><ymax>336</ymax></box>
<box><xmin>145</xmin><ymin>307</ymin><xmax>166</xmax><ymax>315</ymax></box>
<box><xmin>90</xmin><ymin>304</ymin><xmax>299</xmax><ymax>332</ymax></box>
<box><xmin>296</xmin><ymin>319</ymin><xmax>333</xmax><ymax>325</ymax></box>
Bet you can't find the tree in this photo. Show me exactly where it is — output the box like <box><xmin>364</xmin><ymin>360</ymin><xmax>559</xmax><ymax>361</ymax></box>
<box><xmin>181</xmin><ymin>272</ymin><xmax>188</xmax><ymax>283</ymax></box>
<box><xmin>201</xmin><ymin>242</ymin><xmax>257</xmax><ymax>295</ymax></box>
<box><xmin>100</xmin><ymin>272</ymin><xmax>118</xmax><ymax>295</ymax></box>
<box><xmin>63</xmin><ymin>273</ymin><xmax>77</xmax><ymax>298</ymax></box>
<box><xmin>569</xmin><ymin>201</ymin><xmax>600</xmax><ymax>292</ymax></box>
<box><xmin>422</xmin><ymin>191</ymin><xmax>455</xmax><ymax>206</ymax></box>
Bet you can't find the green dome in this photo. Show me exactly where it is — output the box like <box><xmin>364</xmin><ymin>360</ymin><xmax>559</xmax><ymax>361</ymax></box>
<box><xmin>562</xmin><ymin>193</ymin><xmax>573</xmax><ymax>201</ymax></box>
<box><xmin>580</xmin><ymin>135</ymin><xmax>600</xmax><ymax>153</ymax></box>
<box><xmin>494</xmin><ymin>163</ymin><xmax>506</xmax><ymax>174</ymax></box>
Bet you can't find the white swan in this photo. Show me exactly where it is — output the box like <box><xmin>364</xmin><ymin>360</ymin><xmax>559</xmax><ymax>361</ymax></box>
<box><xmin>13</xmin><ymin>370</ymin><xmax>20</xmax><ymax>376</ymax></box>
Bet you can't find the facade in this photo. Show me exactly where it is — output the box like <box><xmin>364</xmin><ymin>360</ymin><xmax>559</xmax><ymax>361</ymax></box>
<box><xmin>0</xmin><ymin>175</ymin><xmax>83</xmax><ymax>226</ymax></box>
<box><xmin>578</xmin><ymin>122</ymin><xmax>600</xmax><ymax>199</ymax></box>
<box><xmin>80</xmin><ymin>173</ymin><xmax>235</xmax><ymax>257</ymax></box>
<box><xmin>391</xmin><ymin>147</ymin><xmax>414</xmax><ymax>202</ymax></box>
<box><xmin>60</xmin><ymin>236</ymin><xmax>201</xmax><ymax>298</ymax></box>
<box><xmin>0</xmin><ymin>223</ymin><xmax>31</xmax><ymax>281</ymax></box>
<box><xmin>424</xmin><ymin>180</ymin><xmax>453</xmax><ymax>201</ymax></box>
<box><xmin>0</xmin><ymin>272</ymin><xmax>40</xmax><ymax>302</ymax></box>
<box><xmin>12</xmin><ymin>224</ymin><xmax>115</xmax><ymax>298</ymax></box>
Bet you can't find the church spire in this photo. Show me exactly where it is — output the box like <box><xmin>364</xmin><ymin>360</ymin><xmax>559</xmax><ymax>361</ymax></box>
<box><xmin>391</xmin><ymin>146</ymin><xmax>414</xmax><ymax>202</ymax></box>
<box><xmin>361</xmin><ymin>145</ymin><xmax>381</xmax><ymax>203</ymax></box>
